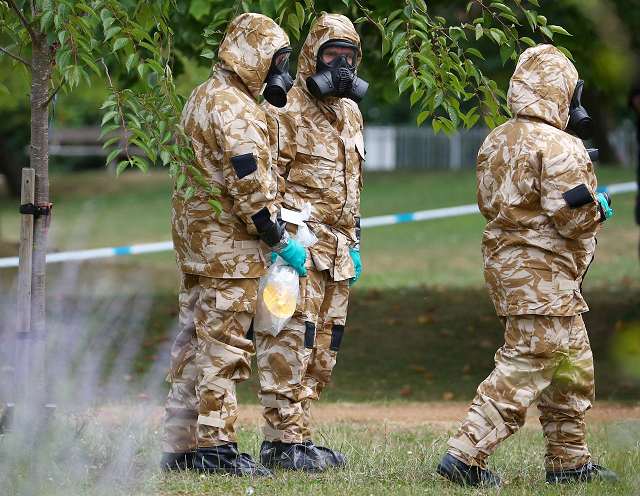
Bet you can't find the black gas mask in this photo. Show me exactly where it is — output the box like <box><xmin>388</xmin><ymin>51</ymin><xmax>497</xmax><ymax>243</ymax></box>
<box><xmin>306</xmin><ymin>40</ymin><xmax>369</xmax><ymax>103</ymax></box>
<box><xmin>567</xmin><ymin>79</ymin><xmax>594</xmax><ymax>140</ymax></box>
<box><xmin>263</xmin><ymin>46</ymin><xmax>294</xmax><ymax>108</ymax></box>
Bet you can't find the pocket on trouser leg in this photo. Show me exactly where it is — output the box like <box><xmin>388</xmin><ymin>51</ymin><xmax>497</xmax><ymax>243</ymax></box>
<box><xmin>197</xmin><ymin>375</ymin><xmax>237</xmax><ymax>444</ymax></box>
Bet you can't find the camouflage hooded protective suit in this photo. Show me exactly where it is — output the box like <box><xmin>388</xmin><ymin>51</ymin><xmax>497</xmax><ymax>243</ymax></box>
<box><xmin>446</xmin><ymin>45</ymin><xmax>605</xmax><ymax>472</ymax></box>
<box><xmin>162</xmin><ymin>13</ymin><xmax>290</xmax><ymax>452</ymax></box>
<box><xmin>255</xmin><ymin>14</ymin><xmax>365</xmax><ymax>444</ymax></box>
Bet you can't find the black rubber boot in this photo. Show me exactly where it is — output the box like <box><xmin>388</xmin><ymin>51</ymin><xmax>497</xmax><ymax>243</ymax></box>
<box><xmin>194</xmin><ymin>443</ymin><xmax>274</xmax><ymax>477</ymax></box>
<box><xmin>259</xmin><ymin>440</ymin><xmax>327</xmax><ymax>472</ymax></box>
<box><xmin>303</xmin><ymin>440</ymin><xmax>347</xmax><ymax>468</ymax></box>
<box><xmin>160</xmin><ymin>451</ymin><xmax>195</xmax><ymax>471</ymax></box>
<box><xmin>546</xmin><ymin>462</ymin><xmax>619</xmax><ymax>484</ymax></box>
<box><xmin>436</xmin><ymin>453</ymin><xmax>501</xmax><ymax>488</ymax></box>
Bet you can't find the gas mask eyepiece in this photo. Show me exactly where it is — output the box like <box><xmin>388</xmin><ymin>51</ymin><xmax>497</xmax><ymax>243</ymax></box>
<box><xmin>568</xmin><ymin>79</ymin><xmax>594</xmax><ymax>140</ymax></box>
<box><xmin>306</xmin><ymin>40</ymin><xmax>369</xmax><ymax>103</ymax></box>
<box><xmin>263</xmin><ymin>46</ymin><xmax>293</xmax><ymax>108</ymax></box>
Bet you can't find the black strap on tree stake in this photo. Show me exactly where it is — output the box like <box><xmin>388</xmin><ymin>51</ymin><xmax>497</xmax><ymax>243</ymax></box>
<box><xmin>19</xmin><ymin>203</ymin><xmax>51</xmax><ymax>218</ymax></box>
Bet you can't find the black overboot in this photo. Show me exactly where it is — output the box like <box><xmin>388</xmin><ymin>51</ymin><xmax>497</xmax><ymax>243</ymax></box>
<box><xmin>194</xmin><ymin>443</ymin><xmax>274</xmax><ymax>477</ymax></box>
<box><xmin>160</xmin><ymin>451</ymin><xmax>195</xmax><ymax>471</ymax></box>
<box><xmin>302</xmin><ymin>440</ymin><xmax>347</xmax><ymax>468</ymax></box>
<box><xmin>436</xmin><ymin>453</ymin><xmax>501</xmax><ymax>488</ymax></box>
<box><xmin>259</xmin><ymin>440</ymin><xmax>327</xmax><ymax>472</ymax></box>
<box><xmin>546</xmin><ymin>462</ymin><xmax>619</xmax><ymax>484</ymax></box>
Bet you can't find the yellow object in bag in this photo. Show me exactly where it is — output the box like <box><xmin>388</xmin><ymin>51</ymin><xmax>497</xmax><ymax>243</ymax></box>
<box><xmin>262</xmin><ymin>283</ymin><xmax>296</xmax><ymax>319</ymax></box>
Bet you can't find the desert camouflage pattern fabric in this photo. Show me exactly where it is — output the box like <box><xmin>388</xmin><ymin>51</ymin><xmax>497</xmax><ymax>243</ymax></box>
<box><xmin>161</xmin><ymin>273</ymin><xmax>199</xmax><ymax>453</ymax></box>
<box><xmin>255</xmin><ymin>268</ymin><xmax>349</xmax><ymax>442</ymax></box>
<box><xmin>172</xmin><ymin>13</ymin><xmax>289</xmax><ymax>279</ymax></box>
<box><xmin>162</xmin><ymin>274</ymin><xmax>258</xmax><ymax>449</ymax></box>
<box><xmin>447</xmin><ymin>314</ymin><xmax>594</xmax><ymax>471</ymax></box>
<box><xmin>272</xmin><ymin>14</ymin><xmax>365</xmax><ymax>282</ymax></box>
<box><xmin>478</xmin><ymin>44</ymin><xmax>603</xmax><ymax>317</ymax></box>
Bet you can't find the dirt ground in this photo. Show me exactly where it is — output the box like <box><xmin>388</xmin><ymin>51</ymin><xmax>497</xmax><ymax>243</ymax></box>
<box><xmin>97</xmin><ymin>402</ymin><xmax>640</xmax><ymax>432</ymax></box>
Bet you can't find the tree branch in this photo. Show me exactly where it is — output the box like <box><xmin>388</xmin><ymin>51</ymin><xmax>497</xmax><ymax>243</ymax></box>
<box><xmin>42</xmin><ymin>76</ymin><xmax>66</xmax><ymax>107</ymax></box>
<box><xmin>7</xmin><ymin>0</ymin><xmax>38</xmax><ymax>41</ymax></box>
<box><xmin>0</xmin><ymin>45</ymin><xmax>32</xmax><ymax>68</ymax></box>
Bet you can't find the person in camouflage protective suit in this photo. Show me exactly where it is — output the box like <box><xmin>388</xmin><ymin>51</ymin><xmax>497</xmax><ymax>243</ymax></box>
<box><xmin>256</xmin><ymin>14</ymin><xmax>366</xmax><ymax>472</ymax></box>
<box><xmin>160</xmin><ymin>13</ymin><xmax>306</xmax><ymax>476</ymax></box>
<box><xmin>437</xmin><ymin>45</ymin><xmax>618</xmax><ymax>488</ymax></box>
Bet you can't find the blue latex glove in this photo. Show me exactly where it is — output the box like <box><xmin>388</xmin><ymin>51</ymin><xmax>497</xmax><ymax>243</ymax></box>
<box><xmin>596</xmin><ymin>192</ymin><xmax>613</xmax><ymax>219</ymax></box>
<box><xmin>270</xmin><ymin>251</ymin><xmax>278</xmax><ymax>264</ymax></box>
<box><xmin>349</xmin><ymin>249</ymin><xmax>361</xmax><ymax>286</ymax></box>
<box><xmin>275</xmin><ymin>239</ymin><xmax>307</xmax><ymax>276</ymax></box>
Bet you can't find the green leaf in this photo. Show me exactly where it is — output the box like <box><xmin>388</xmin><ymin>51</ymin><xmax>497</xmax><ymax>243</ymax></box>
<box><xmin>177</xmin><ymin>173</ymin><xmax>188</xmax><ymax>190</ymax></box>
<box><xmin>184</xmin><ymin>185</ymin><xmax>195</xmax><ymax>201</ymax></box>
<box><xmin>489</xmin><ymin>28</ymin><xmax>503</xmax><ymax>44</ymax></box>
<box><xmin>500</xmin><ymin>44</ymin><xmax>514</xmax><ymax>65</ymax></box>
<box><xmin>381</xmin><ymin>37</ymin><xmax>391</xmax><ymax>56</ymax></box>
<box><xmin>112</xmin><ymin>37</ymin><xmax>129</xmax><ymax>52</ymax></box>
<box><xmin>106</xmin><ymin>147</ymin><xmax>121</xmax><ymax>164</ymax></box>
<box><xmin>207</xmin><ymin>200</ymin><xmax>223</xmax><ymax>215</ymax></box>
<box><xmin>410</xmin><ymin>89</ymin><xmax>424</xmax><ymax>107</ymax></box>
<box><xmin>540</xmin><ymin>25</ymin><xmax>553</xmax><ymax>39</ymax></box>
<box><xmin>433</xmin><ymin>90</ymin><xmax>445</xmax><ymax>109</ymax></box>
<box><xmin>295</xmin><ymin>2</ymin><xmax>305</xmax><ymax>25</ymax></box>
<box><xmin>475</xmin><ymin>23</ymin><xmax>483</xmax><ymax>40</ymax></box>
<box><xmin>447</xmin><ymin>104</ymin><xmax>459</xmax><ymax>127</ymax></box>
<box><xmin>431</xmin><ymin>118</ymin><xmax>442</xmax><ymax>135</ymax></box>
<box><xmin>395</xmin><ymin>63</ymin><xmax>410</xmax><ymax>81</ymax></box>
<box><xmin>484</xmin><ymin>114</ymin><xmax>496</xmax><ymax>129</ymax></box>
<box><xmin>40</xmin><ymin>10</ymin><xmax>54</xmax><ymax>31</ymax></box>
<box><xmin>147</xmin><ymin>71</ymin><xmax>159</xmax><ymax>88</ymax></box>
<box><xmin>549</xmin><ymin>25</ymin><xmax>571</xmax><ymax>36</ymax></box>
<box><xmin>126</xmin><ymin>53</ymin><xmax>139</xmax><ymax>73</ymax></box>
<box><xmin>201</xmin><ymin>47</ymin><xmax>216</xmax><ymax>59</ymax></box>
<box><xmin>0</xmin><ymin>83</ymin><xmax>9</xmax><ymax>95</ymax></box>
<box><xmin>417</xmin><ymin>111</ymin><xmax>429</xmax><ymax>126</ymax></box>
<box><xmin>556</xmin><ymin>46</ymin><xmax>574</xmax><ymax>61</ymax></box>
<box><xmin>115</xmin><ymin>160</ymin><xmax>129</xmax><ymax>178</ymax></box>
<box><xmin>102</xmin><ymin>136</ymin><xmax>121</xmax><ymax>149</ymax></box>
<box><xmin>132</xmin><ymin>156</ymin><xmax>149</xmax><ymax>174</ymax></box>
<box><xmin>99</xmin><ymin>123</ymin><xmax>119</xmax><ymax>139</ymax></box>
<box><xmin>398</xmin><ymin>76</ymin><xmax>413</xmax><ymax>94</ymax></box>
<box><xmin>466</xmin><ymin>48</ymin><xmax>484</xmax><ymax>60</ymax></box>
<box><xmin>524</xmin><ymin>9</ymin><xmax>537</xmax><ymax>31</ymax></box>
<box><xmin>104</xmin><ymin>26</ymin><xmax>121</xmax><ymax>42</ymax></box>
<box><xmin>527</xmin><ymin>0</ymin><xmax>540</xmax><ymax>5</ymax></box>
<box><xmin>160</xmin><ymin>150</ymin><xmax>171</xmax><ymax>165</ymax></box>
<box><xmin>449</xmin><ymin>26</ymin><xmax>463</xmax><ymax>42</ymax></box>
<box><xmin>101</xmin><ymin>110</ymin><xmax>118</xmax><ymax>125</ymax></box>
<box><xmin>520</xmin><ymin>36</ymin><xmax>536</xmax><ymax>47</ymax></box>
<box><xmin>288</xmin><ymin>13</ymin><xmax>299</xmax><ymax>31</ymax></box>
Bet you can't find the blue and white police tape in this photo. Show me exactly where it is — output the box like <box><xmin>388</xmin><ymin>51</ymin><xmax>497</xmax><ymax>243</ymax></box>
<box><xmin>0</xmin><ymin>181</ymin><xmax>637</xmax><ymax>269</ymax></box>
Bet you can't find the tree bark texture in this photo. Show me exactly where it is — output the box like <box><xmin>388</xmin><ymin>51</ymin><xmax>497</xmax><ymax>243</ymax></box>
<box><xmin>27</xmin><ymin>32</ymin><xmax>51</xmax><ymax>411</ymax></box>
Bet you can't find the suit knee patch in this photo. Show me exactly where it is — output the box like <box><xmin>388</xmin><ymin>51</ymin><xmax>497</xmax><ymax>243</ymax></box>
<box><xmin>230</xmin><ymin>153</ymin><xmax>257</xmax><ymax>179</ymax></box>
<box><xmin>562</xmin><ymin>184</ymin><xmax>594</xmax><ymax>209</ymax></box>
<box><xmin>304</xmin><ymin>321</ymin><xmax>315</xmax><ymax>349</ymax></box>
<box><xmin>329</xmin><ymin>324</ymin><xmax>345</xmax><ymax>351</ymax></box>
<box><xmin>246</xmin><ymin>319</ymin><xmax>254</xmax><ymax>341</ymax></box>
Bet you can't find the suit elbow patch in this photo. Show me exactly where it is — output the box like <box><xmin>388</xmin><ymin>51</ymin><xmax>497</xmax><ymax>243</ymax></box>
<box><xmin>230</xmin><ymin>153</ymin><xmax>258</xmax><ymax>179</ymax></box>
<box><xmin>251</xmin><ymin>207</ymin><xmax>274</xmax><ymax>233</ymax></box>
<box><xmin>562</xmin><ymin>184</ymin><xmax>594</xmax><ymax>209</ymax></box>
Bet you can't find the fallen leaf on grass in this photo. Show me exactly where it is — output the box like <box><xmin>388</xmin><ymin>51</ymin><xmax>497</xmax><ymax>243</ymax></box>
<box><xmin>346</xmin><ymin>326</ymin><xmax>361</xmax><ymax>334</ymax></box>
<box><xmin>408</xmin><ymin>365</ymin><xmax>426</xmax><ymax>373</ymax></box>
<box><xmin>439</xmin><ymin>328</ymin><xmax>456</xmax><ymax>336</ymax></box>
<box><xmin>417</xmin><ymin>315</ymin><xmax>437</xmax><ymax>324</ymax></box>
<box><xmin>442</xmin><ymin>392</ymin><xmax>454</xmax><ymax>401</ymax></box>
<box><xmin>480</xmin><ymin>339</ymin><xmax>494</xmax><ymax>348</ymax></box>
<box><xmin>400</xmin><ymin>388</ymin><xmax>413</xmax><ymax>397</ymax></box>
<box><xmin>615</xmin><ymin>320</ymin><xmax>627</xmax><ymax>333</ymax></box>
<box><xmin>462</xmin><ymin>364</ymin><xmax>471</xmax><ymax>374</ymax></box>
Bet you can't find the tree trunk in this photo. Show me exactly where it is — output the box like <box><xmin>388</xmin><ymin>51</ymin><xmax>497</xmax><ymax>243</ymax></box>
<box><xmin>27</xmin><ymin>32</ymin><xmax>51</xmax><ymax>413</ymax></box>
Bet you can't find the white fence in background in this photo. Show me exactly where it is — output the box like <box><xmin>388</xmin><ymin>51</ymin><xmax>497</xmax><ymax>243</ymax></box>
<box><xmin>363</xmin><ymin>120</ymin><xmax>639</xmax><ymax>171</ymax></box>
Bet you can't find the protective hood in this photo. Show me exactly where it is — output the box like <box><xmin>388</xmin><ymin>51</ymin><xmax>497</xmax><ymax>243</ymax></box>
<box><xmin>296</xmin><ymin>14</ymin><xmax>362</xmax><ymax>86</ymax></box>
<box><xmin>218</xmin><ymin>13</ymin><xmax>290</xmax><ymax>100</ymax></box>
<box><xmin>507</xmin><ymin>44</ymin><xmax>578</xmax><ymax>131</ymax></box>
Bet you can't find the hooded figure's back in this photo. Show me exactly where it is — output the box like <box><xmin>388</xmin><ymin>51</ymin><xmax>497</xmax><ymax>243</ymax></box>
<box><xmin>477</xmin><ymin>45</ymin><xmax>604</xmax><ymax>317</ymax></box>
<box><xmin>172</xmin><ymin>14</ymin><xmax>289</xmax><ymax>279</ymax></box>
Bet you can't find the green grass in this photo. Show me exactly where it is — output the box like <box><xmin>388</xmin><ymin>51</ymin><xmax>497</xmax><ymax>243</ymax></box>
<box><xmin>1</xmin><ymin>413</ymin><xmax>639</xmax><ymax>495</ymax></box>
